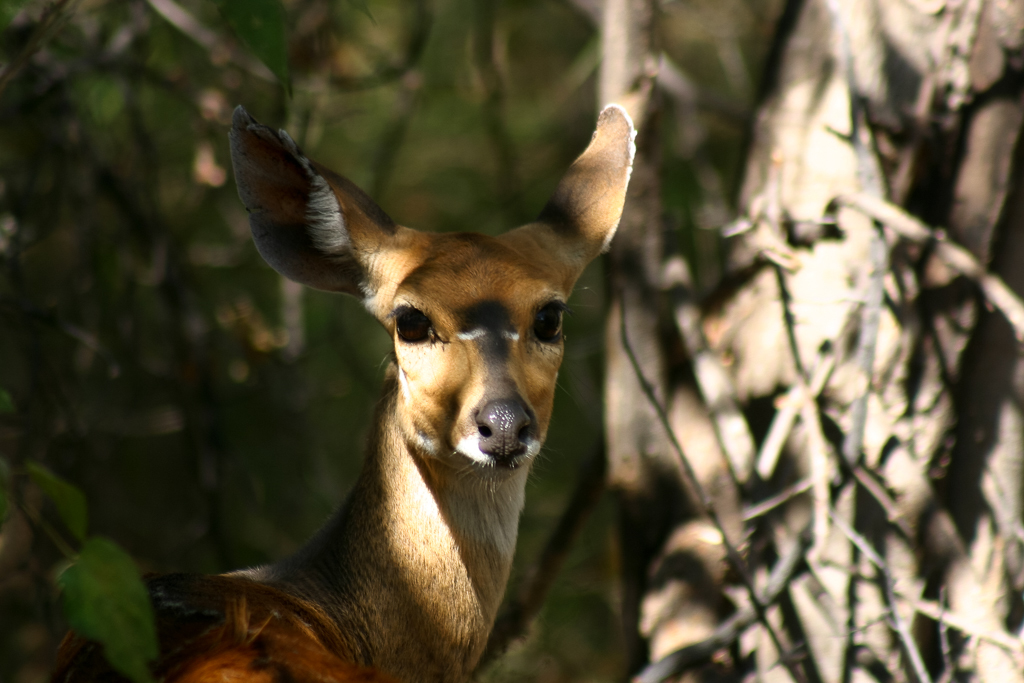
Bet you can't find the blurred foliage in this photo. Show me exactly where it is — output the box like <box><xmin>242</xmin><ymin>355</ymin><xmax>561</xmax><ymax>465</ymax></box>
<box><xmin>0</xmin><ymin>386</ymin><xmax>14</xmax><ymax>411</ymax></box>
<box><xmin>0</xmin><ymin>0</ymin><xmax>781</xmax><ymax>681</ymax></box>
<box><xmin>25</xmin><ymin>460</ymin><xmax>88</xmax><ymax>541</ymax></box>
<box><xmin>58</xmin><ymin>537</ymin><xmax>159</xmax><ymax>683</ymax></box>
<box><xmin>0</xmin><ymin>0</ymin><xmax>32</xmax><ymax>33</ymax></box>
<box><xmin>214</xmin><ymin>0</ymin><xmax>289</xmax><ymax>87</ymax></box>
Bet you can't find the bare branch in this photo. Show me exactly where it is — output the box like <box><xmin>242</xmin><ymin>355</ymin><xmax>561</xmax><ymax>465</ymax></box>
<box><xmin>743</xmin><ymin>478</ymin><xmax>813</xmax><ymax>521</ymax></box>
<box><xmin>800</xmin><ymin>378</ymin><xmax>832</xmax><ymax>556</ymax></box>
<box><xmin>756</xmin><ymin>344</ymin><xmax>836</xmax><ymax>479</ymax></box>
<box><xmin>664</xmin><ymin>256</ymin><xmax>756</xmax><ymax>482</ymax></box>
<box><xmin>834</xmin><ymin>192</ymin><xmax>1024</xmax><ymax>342</ymax></box>
<box><xmin>823</xmin><ymin>0</ymin><xmax>890</xmax><ymax>473</ymax></box>
<box><xmin>897</xmin><ymin>593</ymin><xmax>1024</xmax><ymax>659</ymax></box>
<box><xmin>0</xmin><ymin>0</ymin><xmax>81</xmax><ymax>99</ymax></box>
<box><xmin>840</xmin><ymin>225</ymin><xmax>888</xmax><ymax>467</ymax></box>
<box><xmin>830</xmin><ymin>511</ymin><xmax>934</xmax><ymax>683</ymax></box>
<box><xmin>765</xmin><ymin>252</ymin><xmax>840</xmax><ymax>555</ymax></box>
<box><xmin>851</xmin><ymin>466</ymin><xmax>913</xmax><ymax>539</ymax></box>
<box><xmin>633</xmin><ymin>527</ymin><xmax>812</xmax><ymax>683</ymax></box>
<box><xmin>619</xmin><ymin>306</ymin><xmax>810</xmax><ymax>683</ymax></box>
<box><xmin>1</xmin><ymin>296</ymin><xmax>120</xmax><ymax>377</ymax></box>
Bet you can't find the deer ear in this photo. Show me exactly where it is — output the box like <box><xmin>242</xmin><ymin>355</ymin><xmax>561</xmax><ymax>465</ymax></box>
<box><xmin>536</xmin><ymin>104</ymin><xmax>636</xmax><ymax>267</ymax></box>
<box><xmin>228</xmin><ymin>106</ymin><xmax>398</xmax><ymax>296</ymax></box>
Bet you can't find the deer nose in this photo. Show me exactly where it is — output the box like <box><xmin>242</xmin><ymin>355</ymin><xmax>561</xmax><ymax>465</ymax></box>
<box><xmin>476</xmin><ymin>399</ymin><xmax>534</xmax><ymax>461</ymax></box>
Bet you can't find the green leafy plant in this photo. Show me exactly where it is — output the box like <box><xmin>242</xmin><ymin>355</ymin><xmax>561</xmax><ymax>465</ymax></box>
<box><xmin>26</xmin><ymin>461</ymin><xmax>88</xmax><ymax>542</ymax></box>
<box><xmin>58</xmin><ymin>538</ymin><xmax>159</xmax><ymax>683</ymax></box>
<box><xmin>8</xmin><ymin>459</ymin><xmax>160</xmax><ymax>683</ymax></box>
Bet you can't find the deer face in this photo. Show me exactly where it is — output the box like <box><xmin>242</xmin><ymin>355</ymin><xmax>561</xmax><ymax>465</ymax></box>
<box><xmin>228</xmin><ymin>105</ymin><xmax>634</xmax><ymax>474</ymax></box>
<box><xmin>371</xmin><ymin>229</ymin><xmax>583</xmax><ymax>473</ymax></box>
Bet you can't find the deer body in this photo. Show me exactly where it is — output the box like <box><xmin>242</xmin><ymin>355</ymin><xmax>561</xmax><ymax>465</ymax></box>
<box><xmin>53</xmin><ymin>104</ymin><xmax>635</xmax><ymax>683</ymax></box>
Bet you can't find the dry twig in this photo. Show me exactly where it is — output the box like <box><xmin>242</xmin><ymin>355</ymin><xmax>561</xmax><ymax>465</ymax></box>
<box><xmin>833</xmin><ymin>192</ymin><xmax>1024</xmax><ymax>342</ymax></box>
<box><xmin>824</xmin><ymin>0</ymin><xmax>889</xmax><ymax>472</ymax></box>
<box><xmin>0</xmin><ymin>0</ymin><xmax>81</xmax><ymax>99</ymax></box>
<box><xmin>1</xmin><ymin>296</ymin><xmax>120</xmax><ymax>377</ymax></box>
<box><xmin>830</xmin><ymin>511</ymin><xmax>933</xmax><ymax>683</ymax></box>
<box><xmin>800</xmin><ymin>379</ymin><xmax>832</xmax><ymax>556</ymax></box>
<box><xmin>896</xmin><ymin>593</ymin><xmax>1024</xmax><ymax>659</ymax></box>
<box><xmin>664</xmin><ymin>256</ymin><xmax>756</xmax><ymax>482</ymax></box>
<box><xmin>633</xmin><ymin>527</ymin><xmax>812</xmax><ymax>683</ymax></box>
<box><xmin>851</xmin><ymin>466</ymin><xmax>913</xmax><ymax>539</ymax></box>
<box><xmin>840</xmin><ymin>225</ymin><xmax>888</xmax><ymax>467</ymax></box>
<box><xmin>767</xmin><ymin>265</ymin><xmax>842</xmax><ymax>555</ymax></box>
<box><xmin>756</xmin><ymin>345</ymin><xmax>836</xmax><ymax>479</ymax></box>
<box><xmin>743</xmin><ymin>478</ymin><xmax>812</xmax><ymax>521</ymax></box>
<box><xmin>620</xmin><ymin>307</ymin><xmax>810</xmax><ymax>683</ymax></box>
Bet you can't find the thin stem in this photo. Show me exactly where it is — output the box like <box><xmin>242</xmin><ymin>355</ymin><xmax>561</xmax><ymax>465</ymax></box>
<box><xmin>830</xmin><ymin>511</ymin><xmax>933</xmax><ymax>683</ymax></box>
<box><xmin>634</xmin><ymin>526</ymin><xmax>812</xmax><ymax>682</ymax></box>
<box><xmin>619</xmin><ymin>304</ymin><xmax>809</xmax><ymax>683</ymax></box>
<box><xmin>0</xmin><ymin>0</ymin><xmax>80</xmax><ymax>100</ymax></box>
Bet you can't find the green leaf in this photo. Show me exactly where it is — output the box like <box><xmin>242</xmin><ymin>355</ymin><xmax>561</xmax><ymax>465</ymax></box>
<box><xmin>214</xmin><ymin>0</ymin><xmax>289</xmax><ymax>89</ymax></box>
<box><xmin>0</xmin><ymin>388</ymin><xmax>15</xmax><ymax>413</ymax></box>
<box><xmin>59</xmin><ymin>538</ymin><xmax>159</xmax><ymax>683</ymax></box>
<box><xmin>345</xmin><ymin>0</ymin><xmax>375</xmax><ymax>23</ymax></box>
<box><xmin>0</xmin><ymin>0</ymin><xmax>31</xmax><ymax>33</ymax></box>
<box><xmin>26</xmin><ymin>460</ymin><xmax>88</xmax><ymax>542</ymax></box>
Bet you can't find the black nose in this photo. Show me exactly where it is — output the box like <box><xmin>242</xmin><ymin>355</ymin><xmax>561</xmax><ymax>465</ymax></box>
<box><xmin>476</xmin><ymin>399</ymin><xmax>534</xmax><ymax>462</ymax></box>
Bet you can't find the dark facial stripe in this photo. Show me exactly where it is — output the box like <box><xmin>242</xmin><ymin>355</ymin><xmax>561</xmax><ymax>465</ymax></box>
<box><xmin>459</xmin><ymin>300</ymin><xmax>513</xmax><ymax>361</ymax></box>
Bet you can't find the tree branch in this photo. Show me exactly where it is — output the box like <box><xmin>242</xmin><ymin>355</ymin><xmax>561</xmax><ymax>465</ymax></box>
<box><xmin>896</xmin><ymin>593</ymin><xmax>1024</xmax><ymax>659</ymax></box>
<box><xmin>664</xmin><ymin>256</ymin><xmax>756</xmax><ymax>483</ymax></box>
<box><xmin>830</xmin><ymin>511</ymin><xmax>933</xmax><ymax>683</ymax></box>
<box><xmin>833</xmin><ymin>192</ymin><xmax>1024</xmax><ymax>342</ymax></box>
<box><xmin>755</xmin><ymin>342</ymin><xmax>836</xmax><ymax>479</ymax></box>
<box><xmin>634</xmin><ymin>526</ymin><xmax>812</xmax><ymax>683</ymax></box>
<box><xmin>0</xmin><ymin>0</ymin><xmax>80</xmax><ymax>99</ymax></box>
<box><xmin>743</xmin><ymin>478</ymin><xmax>813</xmax><ymax>521</ymax></box>
<box><xmin>620</xmin><ymin>305</ymin><xmax>810</xmax><ymax>683</ymax></box>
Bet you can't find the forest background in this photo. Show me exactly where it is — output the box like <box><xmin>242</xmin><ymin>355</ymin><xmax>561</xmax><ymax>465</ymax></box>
<box><xmin>3</xmin><ymin>1</ymin><xmax>1024</xmax><ymax>682</ymax></box>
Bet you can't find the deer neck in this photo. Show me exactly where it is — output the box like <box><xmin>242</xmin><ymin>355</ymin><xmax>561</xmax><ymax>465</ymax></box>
<box><xmin>259</xmin><ymin>373</ymin><xmax>529</xmax><ymax>682</ymax></box>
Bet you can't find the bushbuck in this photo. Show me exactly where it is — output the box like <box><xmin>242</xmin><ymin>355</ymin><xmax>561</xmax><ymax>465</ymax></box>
<box><xmin>53</xmin><ymin>103</ymin><xmax>635</xmax><ymax>683</ymax></box>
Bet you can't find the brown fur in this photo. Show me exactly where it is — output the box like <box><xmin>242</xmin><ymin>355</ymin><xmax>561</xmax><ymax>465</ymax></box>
<box><xmin>53</xmin><ymin>104</ymin><xmax>635</xmax><ymax>683</ymax></box>
<box><xmin>52</xmin><ymin>574</ymin><xmax>394</xmax><ymax>683</ymax></box>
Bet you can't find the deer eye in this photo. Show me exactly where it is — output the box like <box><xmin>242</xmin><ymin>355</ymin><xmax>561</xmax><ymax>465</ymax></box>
<box><xmin>534</xmin><ymin>303</ymin><xmax>565</xmax><ymax>343</ymax></box>
<box><xmin>396</xmin><ymin>308</ymin><xmax>432</xmax><ymax>343</ymax></box>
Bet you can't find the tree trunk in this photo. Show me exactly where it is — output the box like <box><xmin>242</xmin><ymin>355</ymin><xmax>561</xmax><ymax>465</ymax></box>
<box><xmin>611</xmin><ymin>0</ymin><xmax>1024</xmax><ymax>681</ymax></box>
